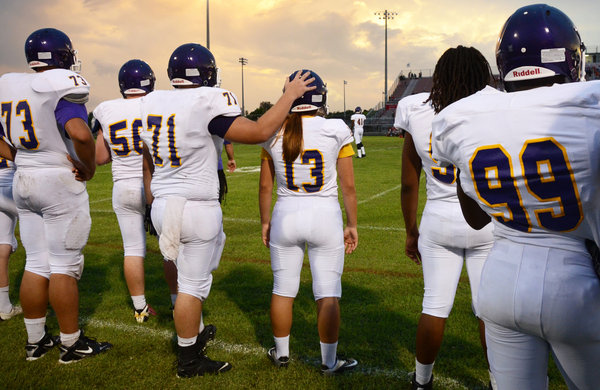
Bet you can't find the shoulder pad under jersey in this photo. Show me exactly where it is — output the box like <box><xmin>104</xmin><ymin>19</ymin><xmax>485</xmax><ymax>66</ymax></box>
<box><xmin>31</xmin><ymin>69</ymin><xmax>90</xmax><ymax>103</ymax></box>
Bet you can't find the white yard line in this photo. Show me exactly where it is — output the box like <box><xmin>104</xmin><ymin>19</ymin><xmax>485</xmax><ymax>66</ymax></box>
<box><xmin>357</xmin><ymin>184</ymin><xmax>401</xmax><ymax>205</ymax></box>
<box><xmin>83</xmin><ymin>317</ymin><xmax>469</xmax><ymax>389</ymax></box>
<box><xmin>89</xmin><ymin>197</ymin><xmax>112</xmax><ymax>204</ymax></box>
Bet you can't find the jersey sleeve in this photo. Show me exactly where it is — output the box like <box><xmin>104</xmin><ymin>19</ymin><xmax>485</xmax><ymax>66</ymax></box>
<box><xmin>394</xmin><ymin>98</ymin><xmax>410</xmax><ymax>132</ymax></box>
<box><xmin>31</xmin><ymin>69</ymin><xmax>90</xmax><ymax>104</ymax></box>
<box><xmin>260</xmin><ymin>148</ymin><xmax>272</xmax><ymax>160</ymax></box>
<box><xmin>208</xmin><ymin>88</ymin><xmax>242</xmax><ymax>119</ymax></box>
<box><xmin>338</xmin><ymin>143</ymin><xmax>354</xmax><ymax>158</ymax></box>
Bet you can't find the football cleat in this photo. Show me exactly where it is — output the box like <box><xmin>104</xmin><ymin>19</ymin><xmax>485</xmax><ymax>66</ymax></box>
<box><xmin>25</xmin><ymin>326</ymin><xmax>59</xmax><ymax>361</ymax></box>
<box><xmin>58</xmin><ymin>330</ymin><xmax>112</xmax><ymax>364</ymax></box>
<box><xmin>177</xmin><ymin>354</ymin><xmax>232</xmax><ymax>378</ymax></box>
<box><xmin>411</xmin><ymin>373</ymin><xmax>433</xmax><ymax>390</ymax></box>
<box><xmin>267</xmin><ymin>347</ymin><xmax>289</xmax><ymax>368</ymax></box>
<box><xmin>321</xmin><ymin>357</ymin><xmax>358</xmax><ymax>376</ymax></box>
<box><xmin>0</xmin><ymin>304</ymin><xmax>23</xmax><ymax>321</ymax></box>
<box><xmin>134</xmin><ymin>304</ymin><xmax>157</xmax><ymax>323</ymax></box>
<box><xmin>196</xmin><ymin>324</ymin><xmax>217</xmax><ymax>354</ymax></box>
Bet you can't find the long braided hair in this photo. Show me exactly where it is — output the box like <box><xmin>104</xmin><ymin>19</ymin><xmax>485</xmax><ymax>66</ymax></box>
<box><xmin>427</xmin><ymin>46</ymin><xmax>495</xmax><ymax>113</ymax></box>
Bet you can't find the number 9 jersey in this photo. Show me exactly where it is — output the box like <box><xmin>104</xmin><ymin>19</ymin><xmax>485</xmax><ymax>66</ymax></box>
<box><xmin>432</xmin><ymin>82</ymin><xmax>600</xmax><ymax>251</ymax></box>
<box><xmin>260</xmin><ymin>116</ymin><xmax>354</xmax><ymax>198</ymax></box>
<box><xmin>0</xmin><ymin>69</ymin><xmax>90</xmax><ymax>169</ymax></box>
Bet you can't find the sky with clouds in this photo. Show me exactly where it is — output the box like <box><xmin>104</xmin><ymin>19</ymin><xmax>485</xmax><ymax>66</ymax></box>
<box><xmin>1</xmin><ymin>0</ymin><xmax>599</xmax><ymax>113</ymax></box>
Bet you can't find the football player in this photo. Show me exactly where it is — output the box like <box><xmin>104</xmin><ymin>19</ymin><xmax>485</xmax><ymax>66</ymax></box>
<box><xmin>395</xmin><ymin>46</ymin><xmax>496</xmax><ymax>390</ymax></box>
<box><xmin>259</xmin><ymin>70</ymin><xmax>358</xmax><ymax>374</ymax></box>
<box><xmin>350</xmin><ymin>106</ymin><xmax>366</xmax><ymax>158</ymax></box>
<box><xmin>0</xmin><ymin>28</ymin><xmax>111</xmax><ymax>362</ymax></box>
<box><xmin>93</xmin><ymin>59</ymin><xmax>158</xmax><ymax>323</ymax></box>
<box><xmin>0</xmin><ymin>153</ymin><xmax>21</xmax><ymax>321</ymax></box>
<box><xmin>431</xmin><ymin>5</ymin><xmax>600</xmax><ymax>389</ymax></box>
<box><xmin>138</xmin><ymin>43</ymin><xmax>314</xmax><ymax>378</ymax></box>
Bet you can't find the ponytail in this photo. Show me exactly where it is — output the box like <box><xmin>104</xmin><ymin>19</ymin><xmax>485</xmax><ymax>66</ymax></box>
<box><xmin>282</xmin><ymin>113</ymin><xmax>303</xmax><ymax>163</ymax></box>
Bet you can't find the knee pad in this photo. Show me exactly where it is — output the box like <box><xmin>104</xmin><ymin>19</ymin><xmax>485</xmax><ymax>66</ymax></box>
<box><xmin>421</xmin><ymin>296</ymin><xmax>454</xmax><ymax>318</ymax></box>
<box><xmin>50</xmin><ymin>254</ymin><xmax>85</xmax><ymax>280</ymax></box>
<box><xmin>272</xmin><ymin>271</ymin><xmax>301</xmax><ymax>298</ymax></box>
<box><xmin>312</xmin><ymin>278</ymin><xmax>342</xmax><ymax>301</ymax></box>
<box><xmin>178</xmin><ymin>273</ymin><xmax>213</xmax><ymax>301</ymax></box>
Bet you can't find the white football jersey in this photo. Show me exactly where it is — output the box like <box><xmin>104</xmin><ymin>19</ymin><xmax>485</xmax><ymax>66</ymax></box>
<box><xmin>139</xmin><ymin>87</ymin><xmax>241</xmax><ymax>200</ymax></box>
<box><xmin>0</xmin><ymin>69</ymin><xmax>90</xmax><ymax>169</ymax></box>
<box><xmin>262</xmin><ymin>116</ymin><xmax>354</xmax><ymax>198</ymax></box>
<box><xmin>350</xmin><ymin>113</ymin><xmax>366</xmax><ymax>130</ymax></box>
<box><xmin>395</xmin><ymin>92</ymin><xmax>458</xmax><ymax>201</ymax></box>
<box><xmin>432</xmin><ymin>83</ymin><xmax>600</xmax><ymax>251</ymax></box>
<box><xmin>93</xmin><ymin>98</ymin><xmax>144</xmax><ymax>181</ymax></box>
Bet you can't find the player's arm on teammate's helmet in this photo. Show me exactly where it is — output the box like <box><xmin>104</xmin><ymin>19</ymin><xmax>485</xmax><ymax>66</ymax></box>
<box><xmin>338</xmin><ymin>155</ymin><xmax>358</xmax><ymax>254</ymax></box>
<box><xmin>258</xmin><ymin>152</ymin><xmax>275</xmax><ymax>248</ymax></box>
<box><xmin>224</xmin><ymin>71</ymin><xmax>315</xmax><ymax>144</ymax></box>
<box><xmin>400</xmin><ymin>132</ymin><xmax>423</xmax><ymax>264</ymax></box>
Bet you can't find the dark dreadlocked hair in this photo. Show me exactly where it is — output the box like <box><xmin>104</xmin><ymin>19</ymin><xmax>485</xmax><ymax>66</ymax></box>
<box><xmin>427</xmin><ymin>45</ymin><xmax>495</xmax><ymax>113</ymax></box>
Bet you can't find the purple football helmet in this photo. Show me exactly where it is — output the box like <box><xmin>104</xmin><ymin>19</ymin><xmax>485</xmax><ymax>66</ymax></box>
<box><xmin>25</xmin><ymin>28</ymin><xmax>80</xmax><ymax>71</ymax></box>
<box><xmin>355</xmin><ymin>106</ymin><xmax>362</xmax><ymax>113</ymax></box>
<box><xmin>288</xmin><ymin>70</ymin><xmax>327</xmax><ymax>113</ymax></box>
<box><xmin>118</xmin><ymin>59</ymin><xmax>155</xmax><ymax>97</ymax></box>
<box><xmin>168</xmin><ymin>43</ymin><xmax>218</xmax><ymax>87</ymax></box>
<box><xmin>496</xmin><ymin>4</ymin><xmax>585</xmax><ymax>90</ymax></box>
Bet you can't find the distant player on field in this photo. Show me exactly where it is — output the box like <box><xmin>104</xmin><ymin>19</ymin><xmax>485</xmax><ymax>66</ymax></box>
<box><xmin>350</xmin><ymin>106</ymin><xmax>366</xmax><ymax>158</ymax></box>
<box><xmin>395</xmin><ymin>46</ymin><xmax>496</xmax><ymax>390</ymax></box>
<box><xmin>431</xmin><ymin>4</ymin><xmax>600</xmax><ymax>389</ymax></box>
<box><xmin>93</xmin><ymin>59</ymin><xmax>158</xmax><ymax>323</ymax></box>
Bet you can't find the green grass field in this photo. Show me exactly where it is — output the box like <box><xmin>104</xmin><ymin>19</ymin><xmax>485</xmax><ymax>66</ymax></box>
<box><xmin>0</xmin><ymin>136</ymin><xmax>567</xmax><ymax>389</ymax></box>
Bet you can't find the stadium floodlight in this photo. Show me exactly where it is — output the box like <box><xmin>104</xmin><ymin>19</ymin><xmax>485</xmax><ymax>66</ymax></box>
<box><xmin>374</xmin><ymin>9</ymin><xmax>397</xmax><ymax>105</ymax></box>
<box><xmin>239</xmin><ymin>57</ymin><xmax>248</xmax><ymax>116</ymax></box>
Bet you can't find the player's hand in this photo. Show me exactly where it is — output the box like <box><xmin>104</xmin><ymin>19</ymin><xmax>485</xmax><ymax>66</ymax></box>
<box><xmin>405</xmin><ymin>232</ymin><xmax>421</xmax><ymax>265</ymax></box>
<box><xmin>283</xmin><ymin>71</ymin><xmax>316</xmax><ymax>100</ymax></box>
<box><xmin>344</xmin><ymin>226</ymin><xmax>358</xmax><ymax>254</ymax></box>
<box><xmin>145</xmin><ymin>204</ymin><xmax>157</xmax><ymax>236</ymax></box>
<box><xmin>262</xmin><ymin>222</ymin><xmax>271</xmax><ymax>248</ymax></box>
<box><xmin>227</xmin><ymin>159</ymin><xmax>236</xmax><ymax>173</ymax></box>
<box><xmin>67</xmin><ymin>154</ymin><xmax>93</xmax><ymax>181</ymax></box>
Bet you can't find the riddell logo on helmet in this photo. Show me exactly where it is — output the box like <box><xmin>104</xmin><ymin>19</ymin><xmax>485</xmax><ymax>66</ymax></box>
<box><xmin>513</xmin><ymin>68</ymin><xmax>540</xmax><ymax>78</ymax></box>
<box><xmin>504</xmin><ymin>66</ymin><xmax>555</xmax><ymax>82</ymax></box>
<box><xmin>172</xmin><ymin>79</ymin><xmax>186</xmax><ymax>84</ymax></box>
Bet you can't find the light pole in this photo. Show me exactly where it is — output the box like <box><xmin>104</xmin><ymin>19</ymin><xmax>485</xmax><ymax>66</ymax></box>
<box><xmin>239</xmin><ymin>57</ymin><xmax>248</xmax><ymax>116</ymax></box>
<box><xmin>343</xmin><ymin>80</ymin><xmax>348</xmax><ymax>119</ymax></box>
<box><xmin>206</xmin><ymin>0</ymin><xmax>210</xmax><ymax>49</ymax></box>
<box><xmin>374</xmin><ymin>9</ymin><xmax>397</xmax><ymax>106</ymax></box>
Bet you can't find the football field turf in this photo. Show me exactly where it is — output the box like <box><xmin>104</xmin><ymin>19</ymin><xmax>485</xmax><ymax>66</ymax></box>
<box><xmin>0</xmin><ymin>136</ymin><xmax>567</xmax><ymax>389</ymax></box>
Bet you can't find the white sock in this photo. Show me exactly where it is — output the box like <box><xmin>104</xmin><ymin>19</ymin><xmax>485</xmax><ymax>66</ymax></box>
<box><xmin>60</xmin><ymin>330</ymin><xmax>81</xmax><ymax>348</ymax></box>
<box><xmin>199</xmin><ymin>314</ymin><xmax>204</xmax><ymax>333</ymax></box>
<box><xmin>24</xmin><ymin>317</ymin><xmax>46</xmax><ymax>344</ymax></box>
<box><xmin>178</xmin><ymin>335</ymin><xmax>197</xmax><ymax>347</ymax></box>
<box><xmin>131</xmin><ymin>295</ymin><xmax>147</xmax><ymax>311</ymax></box>
<box><xmin>0</xmin><ymin>286</ymin><xmax>12</xmax><ymax>313</ymax></box>
<box><xmin>489</xmin><ymin>370</ymin><xmax>498</xmax><ymax>390</ymax></box>
<box><xmin>415</xmin><ymin>359</ymin><xmax>434</xmax><ymax>385</ymax></box>
<box><xmin>320</xmin><ymin>341</ymin><xmax>338</xmax><ymax>369</ymax></box>
<box><xmin>357</xmin><ymin>150</ymin><xmax>362</xmax><ymax>158</ymax></box>
<box><xmin>361</xmin><ymin>147</ymin><xmax>366</xmax><ymax>156</ymax></box>
<box><xmin>170</xmin><ymin>294</ymin><xmax>177</xmax><ymax>306</ymax></box>
<box><xmin>274</xmin><ymin>335</ymin><xmax>290</xmax><ymax>358</ymax></box>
